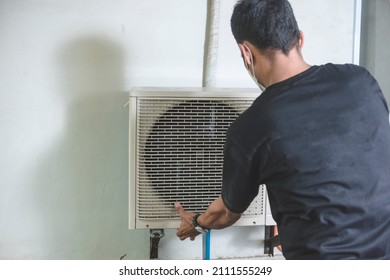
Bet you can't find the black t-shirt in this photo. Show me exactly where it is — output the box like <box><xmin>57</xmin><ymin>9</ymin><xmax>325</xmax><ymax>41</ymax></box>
<box><xmin>221</xmin><ymin>63</ymin><xmax>390</xmax><ymax>259</ymax></box>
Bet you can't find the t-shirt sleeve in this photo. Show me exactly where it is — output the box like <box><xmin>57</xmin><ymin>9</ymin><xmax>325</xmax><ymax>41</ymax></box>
<box><xmin>221</xmin><ymin>135</ymin><xmax>260</xmax><ymax>213</ymax></box>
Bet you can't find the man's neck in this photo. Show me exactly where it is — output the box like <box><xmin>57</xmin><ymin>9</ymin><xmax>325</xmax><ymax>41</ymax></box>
<box><xmin>257</xmin><ymin>48</ymin><xmax>311</xmax><ymax>87</ymax></box>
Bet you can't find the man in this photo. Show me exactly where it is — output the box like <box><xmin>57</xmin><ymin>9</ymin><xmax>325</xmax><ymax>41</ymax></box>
<box><xmin>175</xmin><ymin>0</ymin><xmax>390</xmax><ymax>259</ymax></box>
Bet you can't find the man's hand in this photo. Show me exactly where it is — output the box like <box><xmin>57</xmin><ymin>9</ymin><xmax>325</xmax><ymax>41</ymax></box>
<box><xmin>175</xmin><ymin>196</ymin><xmax>241</xmax><ymax>241</ymax></box>
<box><xmin>175</xmin><ymin>202</ymin><xmax>201</xmax><ymax>241</ymax></box>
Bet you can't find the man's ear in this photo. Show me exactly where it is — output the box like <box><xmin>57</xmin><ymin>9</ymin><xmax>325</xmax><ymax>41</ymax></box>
<box><xmin>298</xmin><ymin>31</ymin><xmax>305</xmax><ymax>49</ymax></box>
<box><xmin>238</xmin><ymin>43</ymin><xmax>253</xmax><ymax>66</ymax></box>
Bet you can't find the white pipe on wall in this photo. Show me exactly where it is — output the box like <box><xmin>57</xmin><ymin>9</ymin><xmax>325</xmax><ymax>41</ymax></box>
<box><xmin>353</xmin><ymin>0</ymin><xmax>362</xmax><ymax>65</ymax></box>
<box><xmin>202</xmin><ymin>0</ymin><xmax>220</xmax><ymax>88</ymax></box>
<box><xmin>201</xmin><ymin>0</ymin><xmax>221</xmax><ymax>260</ymax></box>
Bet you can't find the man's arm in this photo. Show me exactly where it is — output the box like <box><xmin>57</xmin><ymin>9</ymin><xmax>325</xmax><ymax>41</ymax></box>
<box><xmin>175</xmin><ymin>195</ymin><xmax>242</xmax><ymax>241</ymax></box>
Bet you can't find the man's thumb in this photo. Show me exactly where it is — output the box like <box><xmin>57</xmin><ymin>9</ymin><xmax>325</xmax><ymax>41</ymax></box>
<box><xmin>175</xmin><ymin>202</ymin><xmax>184</xmax><ymax>214</ymax></box>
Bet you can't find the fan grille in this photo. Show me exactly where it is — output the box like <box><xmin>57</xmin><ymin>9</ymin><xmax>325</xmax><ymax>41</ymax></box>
<box><xmin>136</xmin><ymin>98</ymin><xmax>263</xmax><ymax>220</ymax></box>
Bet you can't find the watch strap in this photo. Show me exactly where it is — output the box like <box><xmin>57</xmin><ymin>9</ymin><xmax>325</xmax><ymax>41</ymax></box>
<box><xmin>192</xmin><ymin>213</ymin><xmax>209</xmax><ymax>232</ymax></box>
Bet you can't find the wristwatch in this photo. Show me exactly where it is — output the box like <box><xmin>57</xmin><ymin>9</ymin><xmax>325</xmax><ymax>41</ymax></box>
<box><xmin>192</xmin><ymin>213</ymin><xmax>210</xmax><ymax>233</ymax></box>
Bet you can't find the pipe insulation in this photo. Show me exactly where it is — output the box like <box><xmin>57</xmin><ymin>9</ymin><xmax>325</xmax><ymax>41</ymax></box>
<box><xmin>202</xmin><ymin>0</ymin><xmax>221</xmax><ymax>88</ymax></box>
<box><xmin>352</xmin><ymin>0</ymin><xmax>362</xmax><ymax>65</ymax></box>
<box><xmin>202</xmin><ymin>0</ymin><xmax>221</xmax><ymax>260</ymax></box>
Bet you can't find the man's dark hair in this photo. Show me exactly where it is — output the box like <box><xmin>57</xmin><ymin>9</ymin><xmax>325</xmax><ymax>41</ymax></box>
<box><xmin>231</xmin><ymin>0</ymin><xmax>300</xmax><ymax>55</ymax></box>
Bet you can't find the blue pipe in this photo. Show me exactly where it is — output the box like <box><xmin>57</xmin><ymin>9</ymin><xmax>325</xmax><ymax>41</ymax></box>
<box><xmin>206</xmin><ymin>231</ymin><xmax>211</xmax><ymax>260</ymax></box>
<box><xmin>204</xmin><ymin>231</ymin><xmax>211</xmax><ymax>260</ymax></box>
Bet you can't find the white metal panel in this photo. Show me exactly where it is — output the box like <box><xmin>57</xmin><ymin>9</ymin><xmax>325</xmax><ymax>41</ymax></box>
<box><xmin>129</xmin><ymin>87</ymin><xmax>265</xmax><ymax>229</ymax></box>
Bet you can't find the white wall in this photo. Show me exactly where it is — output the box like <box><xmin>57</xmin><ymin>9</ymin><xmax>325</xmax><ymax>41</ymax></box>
<box><xmin>0</xmin><ymin>0</ymin><xmax>357</xmax><ymax>260</ymax></box>
<box><xmin>360</xmin><ymin>0</ymin><xmax>390</xmax><ymax>105</ymax></box>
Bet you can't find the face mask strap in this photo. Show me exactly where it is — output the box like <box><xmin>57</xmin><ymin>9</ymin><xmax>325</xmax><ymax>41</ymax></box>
<box><xmin>243</xmin><ymin>44</ymin><xmax>266</xmax><ymax>91</ymax></box>
<box><xmin>243</xmin><ymin>44</ymin><xmax>255</xmax><ymax>75</ymax></box>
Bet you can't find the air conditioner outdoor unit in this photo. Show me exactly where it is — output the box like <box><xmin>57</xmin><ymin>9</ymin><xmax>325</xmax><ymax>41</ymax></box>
<box><xmin>129</xmin><ymin>87</ymin><xmax>266</xmax><ymax>229</ymax></box>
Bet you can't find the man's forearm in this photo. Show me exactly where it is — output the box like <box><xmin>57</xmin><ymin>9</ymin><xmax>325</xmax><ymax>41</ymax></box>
<box><xmin>197</xmin><ymin>195</ymin><xmax>242</xmax><ymax>229</ymax></box>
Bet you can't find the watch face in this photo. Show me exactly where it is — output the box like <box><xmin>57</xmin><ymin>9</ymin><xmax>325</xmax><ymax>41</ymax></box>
<box><xmin>195</xmin><ymin>226</ymin><xmax>206</xmax><ymax>233</ymax></box>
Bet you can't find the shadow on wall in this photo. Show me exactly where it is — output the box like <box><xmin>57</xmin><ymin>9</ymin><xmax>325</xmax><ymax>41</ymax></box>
<box><xmin>32</xmin><ymin>36</ymin><xmax>148</xmax><ymax>259</ymax></box>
